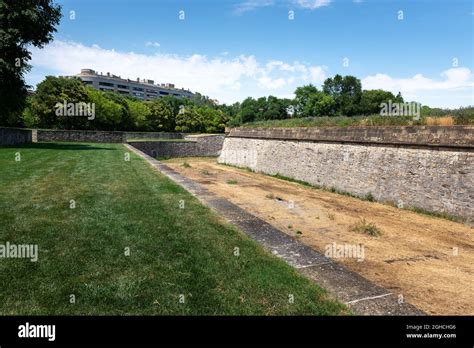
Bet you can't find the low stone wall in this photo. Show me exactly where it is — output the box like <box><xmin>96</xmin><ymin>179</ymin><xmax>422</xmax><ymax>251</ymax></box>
<box><xmin>125</xmin><ymin>132</ymin><xmax>183</xmax><ymax>140</ymax></box>
<box><xmin>231</xmin><ymin>125</ymin><xmax>474</xmax><ymax>148</ymax></box>
<box><xmin>129</xmin><ymin>135</ymin><xmax>225</xmax><ymax>158</ymax></box>
<box><xmin>219</xmin><ymin>126</ymin><xmax>474</xmax><ymax>223</ymax></box>
<box><xmin>0</xmin><ymin>127</ymin><xmax>33</xmax><ymax>146</ymax></box>
<box><xmin>37</xmin><ymin>129</ymin><xmax>125</xmax><ymax>143</ymax></box>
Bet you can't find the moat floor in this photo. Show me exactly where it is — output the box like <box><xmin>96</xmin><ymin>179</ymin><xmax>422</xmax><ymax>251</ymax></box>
<box><xmin>163</xmin><ymin>157</ymin><xmax>474</xmax><ymax>315</ymax></box>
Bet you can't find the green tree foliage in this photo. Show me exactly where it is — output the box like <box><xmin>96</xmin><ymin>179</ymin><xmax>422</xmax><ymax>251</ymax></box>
<box><xmin>19</xmin><ymin>72</ymin><xmax>428</xmax><ymax>131</ymax></box>
<box><xmin>86</xmin><ymin>89</ymin><xmax>124</xmax><ymax>130</ymax></box>
<box><xmin>237</xmin><ymin>97</ymin><xmax>259</xmax><ymax>124</ymax></box>
<box><xmin>323</xmin><ymin>74</ymin><xmax>362</xmax><ymax>116</ymax></box>
<box><xmin>218</xmin><ymin>102</ymin><xmax>240</xmax><ymax>119</ymax></box>
<box><xmin>146</xmin><ymin>98</ymin><xmax>174</xmax><ymax>131</ymax></box>
<box><xmin>234</xmin><ymin>96</ymin><xmax>292</xmax><ymax>124</ymax></box>
<box><xmin>126</xmin><ymin>98</ymin><xmax>150</xmax><ymax>130</ymax></box>
<box><xmin>359</xmin><ymin>89</ymin><xmax>396</xmax><ymax>115</ymax></box>
<box><xmin>175</xmin><ymin>106</ymin><xmax>204</xmax><ymax>133</ymax></box>
<box><xmin>0</xmin><ymin>0</ymin><xmax>61</xmax><ymax>126</ymax></box>
<box><xmin>262</xmin><ymin>96</ymin><xmax>292</xmax><ymax>120</ymax></box>
<box><xmin>24</xmin><ymin>76</ymin><xmax>90</xmax><ymax>129</ymax></box>
<box><xmin>198</xmin><ymin>107</ymin><xmax>229</xmax><ymax>133</ymax></box>
<box><xmin>295</xmin><ymin>85</ymin><xmax>335</xmax><ymax>117</ymax></box>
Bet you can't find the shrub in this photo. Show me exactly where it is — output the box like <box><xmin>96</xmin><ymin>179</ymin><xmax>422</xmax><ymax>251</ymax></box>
<box><xmin>351</xmin><ymin>218</ymin><xmax>382</xmax><ymax>236</ymax></box>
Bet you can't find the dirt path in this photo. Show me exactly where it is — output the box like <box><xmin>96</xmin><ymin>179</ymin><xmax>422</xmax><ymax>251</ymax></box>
<box><xmin>163</xmin><ymin>157</ymin><xmax>474</xmax><ymax>315</ymax></box>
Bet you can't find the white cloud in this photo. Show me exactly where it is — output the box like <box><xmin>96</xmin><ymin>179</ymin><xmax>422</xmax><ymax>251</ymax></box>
<box><xmin>234</xmin><ymin>0</ymin><xmax>331</xmax><ymax>14</ymax></box>
<box><xmin>27</xmin><ymin>40</ymin><xmax>327</xmax><ymax>104</ymax></box>
<box><xmin>362</xmin><ymin>68</ymin><xmax>474</xmax><ymax>107</ymax></box>
<box><xmin>27</xmin><ymin>40</ymin><xmax>472</xmax><ymax>107</ymax></box>
<box><xmin>362</xmin><ymin>68</ymin><xmax>473</xmax><ymax>92</ymax></box>
<box><xmin>145</xmin><ymin>41</ymin><xmax>160</xmax><ymax>48</ymax></box>
<box><xmin>258</xmin><ymin>76</ymin><xmax>287</xmax><ymax>89</ymax></box>
<box><xmin>308</xmin><ymin>66</ymin><xmax>326</xmax><ymax>83</ymax></box>
<box><xmin>294</xmin><ymin>0</ymin><xmax>331</xmax><ymax>10</ymax></box>
<box><xmin>234</xmin><ymin>0</ymin><xmax>274</xmax><ymax>15</ymax></box>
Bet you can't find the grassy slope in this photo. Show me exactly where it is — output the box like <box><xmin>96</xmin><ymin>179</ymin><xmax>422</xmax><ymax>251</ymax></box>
<box><xmin>240</xmin><ymin>114</ymin><xmax>474</xmax><ymax>128</ymax></box>
<box><xmin>0</xmin><ymin>142</ymin><xmax>346</xmax><ymax>315</ymax></box>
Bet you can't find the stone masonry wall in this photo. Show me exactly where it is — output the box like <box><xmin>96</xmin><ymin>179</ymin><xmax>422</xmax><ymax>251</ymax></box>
<box><xmin>129</xmin><ymin>135</ymin><xmax>225</xmax><ymax>158</ymax></box>
<box><xmin>219</xmin><ymin>127</ymin><xmax>473</xmax><ymax>223</ymax></box>
<box><xmin>125</xmin><ymin>132</ymin><xmax>183</xmax><ymax>140</ymax></box>
<box><xmin>37</xmin><ymin>129</ymin><xmax>125</xmax><ymax>143</ymax></box>
<box><xmin>229</xmin><ymin>125</ymin><xmax>474</xmax><ymax>147</ymax></box>
<box><xmin>0</xmin><ymin>128</ymin><xmax>33</xmax><ymax>146</ymax></box>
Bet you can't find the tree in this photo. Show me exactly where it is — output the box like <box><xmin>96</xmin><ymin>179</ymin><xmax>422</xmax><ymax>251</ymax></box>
<box><xmin>175</xmin><ymin>106</ymin><xmax>204</xmax><ymax>133</ymax></box>
<box><xmin>323</xmin><ymin>75</ymin><xmax>362</xmax><ymax>116</ymax></box>
<box><xmin>198</xmin><ymin>107</ymin><xmax>228</xmax><ymax>133</ymax></box>
<box><xmin>0</xmin><ymin>0</ymin><xmax>61</xmax><ymax>126</ymax></box>
<box><xmin>86</xmin><ymin>88</ymin><xmax>124</xmax><ymax>130</ymax></box>
<box><xmin>359</xmin><ymin>89</ymin><xmax>396</xmax><ymax>115</ymax></box>
<box><xmin>146</xmin><ymin>98</ymin><xmax>174</xmax><ymax>131</ymax></box>
<box><xmin>294</xmin><ymin>85</ymin><xmax>335</xmax><ymax>117</ymax></box>
<box><xmin>100</xmin><ymin>91</ymin><xmax>134</xmax><ymax>130</ymax></box>
<box><xmin>126</xmin><ymin>98</ymin><xmax>150</xmax><ymax>130</ymax></box>
<box><xmin>218</xmin><ymin>102</ymin><xmax>240</xmax><ymax>119</ymax></box>
<box><xmin>262</xmin><ymin>96</ymin><xmax>288</xmax><ymax>120</ymax></box>
<box><xmin>237</xmin><ymin>97</ymin><xmax>259</xmax><ymax>123</ymax></box>
<box><xmin>27</xmin><ymin>76</ymin><xmax>90</xmax><ymax>129</ymax></box>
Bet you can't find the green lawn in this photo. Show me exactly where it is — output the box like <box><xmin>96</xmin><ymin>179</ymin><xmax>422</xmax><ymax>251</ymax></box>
<box><xmin>0</xmin><ymin>142</ymin><xmax>346</xmax><ymax>315</ymax></box>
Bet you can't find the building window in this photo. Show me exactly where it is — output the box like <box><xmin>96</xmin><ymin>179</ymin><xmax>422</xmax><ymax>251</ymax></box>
<box><xmin>132</xmin><ymin>87</ymin><xmax>144</xmax><ymax>92</ymax></box>
<box><xmin>117</xmin><ymin>84</ymin><xmax>128</xmax><ymax>89</ymax></box>
<box><xmin>99</xmin><ymin>82</ymin><xmax>114</xmax><ymax>87</ymax></box>
<box><xmin>159</xmin><ymin>91</ymin><xmax>169</xmax><ymax>95</ymax></box>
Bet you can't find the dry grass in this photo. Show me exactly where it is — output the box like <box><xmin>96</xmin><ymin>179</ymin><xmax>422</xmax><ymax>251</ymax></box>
<box><xmin>425</xmin><ymin>116</ymin><xmax>455</xmax><ymax>126</ymax></box>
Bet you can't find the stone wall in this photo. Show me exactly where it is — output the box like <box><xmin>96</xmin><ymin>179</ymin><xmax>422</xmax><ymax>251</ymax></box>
<box><xmin>229</xmin><ymin>125</ymin><xmax>474</xmax><ymax>148</ymax></box>
<box><xmin>36</xmin><ymin>129</ymin><xmax>221</xmax><ymax>143</ymax></box>
<box><xmin>219</xmin><ymin>126</ymin><xmax>473</xmax><ymax>223</ymax></box>
<box><xmin>0</xmin><ymin>128</ymin><xmax>33</xmax><ymax>146</ymax></box>
<box><xmin>125</xmin><ymin>132</ymin><xmax>183</xmax><ymax>140</ymax></box>
<box><xmin>129</xmin><ymin>135</ymin><xmax>225</xmax><ymax>158</ymax></box>
<box><xmin>37</xmin><ymin>129</ymin><xmax>126</xmax><ymax>143</ymax></box>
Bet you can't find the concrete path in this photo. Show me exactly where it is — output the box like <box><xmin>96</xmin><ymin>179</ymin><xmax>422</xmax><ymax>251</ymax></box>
<box><xmin>125</xmin><ymin>144</ymin><xmax>425</xmax><ymax>315</ymax></box>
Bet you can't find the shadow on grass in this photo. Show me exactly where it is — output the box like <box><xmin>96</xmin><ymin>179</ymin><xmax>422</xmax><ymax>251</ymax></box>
<box><xmin>22</xmin><ymin>142</ymin><xmax>116</xmax><ymax>151</ymax></box>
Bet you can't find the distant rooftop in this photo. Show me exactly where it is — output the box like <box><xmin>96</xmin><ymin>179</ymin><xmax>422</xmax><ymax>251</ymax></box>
<box><xmin>78</xmin><ymin>68</ymin><xmax>187</xmax><ymax>91</ymax></box>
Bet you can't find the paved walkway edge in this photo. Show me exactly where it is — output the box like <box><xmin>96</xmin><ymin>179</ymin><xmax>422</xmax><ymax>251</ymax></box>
<box><xmin>125</xmin><ymin>144</ymin><xmax>425</xmax><ymax>316</ymax></box>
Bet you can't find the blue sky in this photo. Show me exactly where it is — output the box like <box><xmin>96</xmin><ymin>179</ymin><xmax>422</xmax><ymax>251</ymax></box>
<box><xmin>27</xmin><ymin>0</ymin><xmax>474</xmax><ymax>107</ymax></box>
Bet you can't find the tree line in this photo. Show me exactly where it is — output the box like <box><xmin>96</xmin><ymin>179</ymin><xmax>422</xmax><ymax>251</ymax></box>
<box><xmin>228</xmin><ymin>74</ymin><xmax>405</xmax><ymax>126</ymax></box>
<box><xmin>21</xmin><ymin>76</ymin><xmax>229</xmax><ymax>133</ymax></box>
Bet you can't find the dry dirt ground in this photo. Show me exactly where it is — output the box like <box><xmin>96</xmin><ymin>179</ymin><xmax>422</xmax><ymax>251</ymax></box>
<box><xmin>162</xmin><ymin>157</ymin><xmax>474</xmax><ymax>315</ymax></box>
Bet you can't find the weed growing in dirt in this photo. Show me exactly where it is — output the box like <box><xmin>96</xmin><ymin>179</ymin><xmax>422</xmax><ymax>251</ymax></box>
<box><xmin>352</xmin><ymin>218</ymin><xmax>382</xmax><ymax>237</ymax></box>
<box><xmin>182</xmin><ymin>162</ymin><xmax>191</xmax><ymax>168</ymax></box>
<box><xmin>227</xmin><ymin>179</ymin><xmax>238</xmax><ymax>185</ymax></box>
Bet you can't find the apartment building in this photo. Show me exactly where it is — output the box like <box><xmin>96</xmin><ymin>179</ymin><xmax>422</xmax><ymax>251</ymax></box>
<box><xmin>73</xmin><ymin>69</ymin><xmax>195</xmax><ymax>100</ymax></box>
